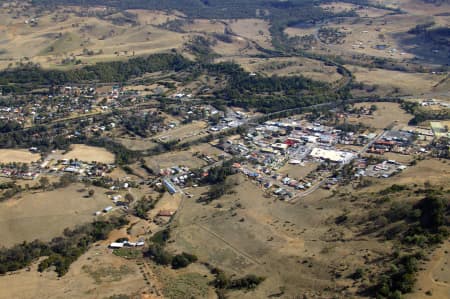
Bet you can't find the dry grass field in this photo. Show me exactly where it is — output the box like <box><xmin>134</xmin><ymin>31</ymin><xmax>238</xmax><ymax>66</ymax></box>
<box><xmin>115</xmin><ymin>137</ymin><xmax>159</xmax><ymax>151</ymax></box>
<box><xmin>145</xmin><ymin>149</ymin><xmax>207</xmax><ymax>171</ymax></box>
<box><xmin>348</xmin><ymin>102</ymin><xmax>413</xmax><ymax>129</ymax></box>
<box><xmin>62</xmin><ymin>144</ymin><xmax>115</xmax><ymax>163</ymax></box>
<box><xmin>227</xmin><ymin>19</ymin><xmax>273</xmax><ymax>49</ymax></box>
<box><xmin>190</xmin><ymin>143</ymin><xmax>229</xmax><ymax>161</ymax></box>
<box><xmin>347</xmin><ymin>65</ymin><xmax>446</xmax><ymax>95</ymax></box>
<box><xmin>0</xmin><ymin>183</ymin><xmax>112</xmax><ymax>247</ymax></box>
<box><xmin>182</xmin><ymin>19</ymin><xmax>226</xmax><ymax>34</ymax></box>
<box><xmin>153</xmin><ymin>121</ymin><xmax>208</xmax><ymax>143</ymax></box>
<box><xmin>405</xmin><ymin>239</ymin><xmax>450</xmax><ymax>299</ymax></box>
<box><xmin>320</xmin><ymin>2</ymin><xmax>392</xmax><ymax>18</ymax></box>
<box><xmin>216</xmin><ymin>57</ymin><xmax>342</xmax><ymax>83</ymax></box>
<box><xmin>0</xmin><ymin>7</ymin><xmax>186</xmax><ymax>70</ymax></box>
<box><xmin>283</xmin><ymin>26</ymin><xmax>317</xmax><ymax>39</ymax></box>
<box><xmin>360</xmin><ymin>159</ymin><xmax>450</xmax><ymax>194</ymax></box>
<box><xmin>0</xmin><ymin>149</ymin><xmax>40</xmax><ymax>164</ymax></box>
<box><xmin>379</xmin><ymin>0</ymin><xmax>450</xmax><ymax>15</ymax></box>
<box><xmin>211</xmin><ymin>37</ymin><xmax>262</xmax><ymax>57</ymax></box>
<box><xmin>167</xmin><ymin>176</ymin><xmax>390</xmax><ymax>298</ymax></box>
<box><xmin>278</xmin><ymin>162</ymin><xmax>319</xmax><ymax>179</ymax></box>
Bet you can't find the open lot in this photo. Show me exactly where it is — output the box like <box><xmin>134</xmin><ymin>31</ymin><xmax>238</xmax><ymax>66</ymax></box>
<box><xmin>0</xmin><ymin>149</ymin><xmax>40</xmax><ymax>164</ymax></box>
<box><xmin>145</xmin><ymin>149</ymin><xmax>206</xmax><ymax>171</ymax></box>
<box><xmin>278</xmin><ymin>162</ymin><xmax>318</xmax><ymax>179</ymax></box>
<box><xmin>153</xmin><ymin>121</ymin><xmax>208</xmax><ymax>143</ymax></box>
<box><xmin>0</xmin><ymin>183</ymin><xmax>113</xmax><ymax>247</ymax></box>
<box><xmin>62</xmin><ymin>144</ymin><xmax>115</xmax><ymax>163</ymax></box>
<box><xmin>348</xmin><ymin>102</ymin><xmax>413</xmax><ymax>129</ymax></box>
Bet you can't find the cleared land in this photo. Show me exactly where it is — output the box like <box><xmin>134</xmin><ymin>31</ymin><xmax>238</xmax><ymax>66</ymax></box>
<box><xmin>278</xmin><ymin>162</ymin><xmax>318</xmax><ymax>179</ymax></box>
<box><xmin>145</xmin><ymin>149</ymin><xmax>206</xmax><ymax>171</ymax></box>
<box><xmin>216</xmin><ymin>57</ymin><xmax>342</xmax><ymax>83</ymax></box>
<box><xmin>347</xmin><ymin>65</ymin><xmax>446</xmax><ymax>95</ymax></box>
<box><xmin>115</xmin><ymin>137</ymin><xmax>159</xmax><ymax>151</ymax></box>
<box><xmin>0</xmin><ymin>149</ymin><xmax>40</xmax><ymax>163</ymax></box>
<box><xmin>62</xmin><ymin>144</ymin><xmax>115</xmax><ymax>163</ymax></box>
<box><xmin>153</xmin><ymin>121</ymin><xmax>208</xmax><ymax>143</ymax></box>
<box><xmin>348</xmin><ymin>102</ymin><xmax>413</xmax><ymax>129</ymax></box>
<box><xmin>0</xmin><ymin>183</ymin><xmax>113</xmax><ymax>247</ymax></box>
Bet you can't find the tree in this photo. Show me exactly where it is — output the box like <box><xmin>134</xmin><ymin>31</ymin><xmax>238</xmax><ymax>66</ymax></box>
<box><xmin>88</xmin><ymin>189</ymin><xmax>95</xmax><ymax>197</ymax></box>
<box><xmin>39</xmin><ymin>176</ymin><xmax>50</xmax><ymax>190</ymax></box>
<box><xmin>415</xmin><ymin>195</ymin><xmax>445</xmax><ymax>231</ymax></box>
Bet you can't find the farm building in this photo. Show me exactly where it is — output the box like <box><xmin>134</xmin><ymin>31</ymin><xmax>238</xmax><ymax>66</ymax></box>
<box><xmin>109</xmin><ymin>242</ymin><xmax>124</xmax><ymax>249</ymax></box>
<box><xmin>163</xmin><ymin>178</ymin><xmax>177</xmax><ymax>194</ymax></box>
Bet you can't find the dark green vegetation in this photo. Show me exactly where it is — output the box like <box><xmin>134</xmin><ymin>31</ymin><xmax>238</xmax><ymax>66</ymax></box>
<box><xmin>113</xmin><ymin>248</ymin><xmax>143</xmax><ymax>259</ymax></box>
<box><xmin>145</xmin><ymin>228</ymin><xmax>198</xmax><ymax>269</ymax></box>
<box><xmin>122</xmin><ymin>111</ymin><xmax>165</xmax><ymax>138</ymax></box>
<box><xmin>0</xmin><ymin>216</ymin><xmax>128</xmax><ymax>276</ymax></box>
<box><xmin>133</xmin><ymin>196</ymin><xmax>157</xmax><ymax>220</ymax></box>
<box><xmin>338</xmin><ymin>185</ymin><xmax>450</xmax><ymax>298</ymax></box>
<box><xmin>408</xmin><ymin>23</ymin><xmax>450</xmax><ymax>48</ymax></box>
<box><xmin>210</xmin><ymin>267</ymin><xmax>265</xmax><ymax>297</ymax></box>
<box><xmin>33</xmin><ymin>0</ymin><xmax>336</xmax><ymax>19</ymax></box>
<box><xmin>430</xmin><ymin>137</ymin><xmax>450</xmax><ymax>159</ymax></box>
<box><xmin>0</xmin><ymin>53</ymin><xmax>191</xmax><ymax>87</ymax></box>
<box><xmin>373</xmin><ymin>252</ymin><xmax>422</xmax><ymax>299</ymax></box>
<box><xmin>204</xmin><ymin>62</ymin><xmax>344</xmax><ymax>113</ymax></box>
